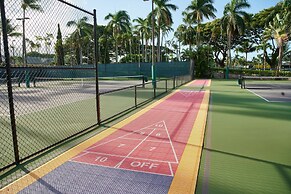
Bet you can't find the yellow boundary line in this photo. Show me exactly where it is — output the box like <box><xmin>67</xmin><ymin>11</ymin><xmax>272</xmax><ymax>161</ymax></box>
<box><xmin>168</xmin><ymin>90</ymin><xmax>210</xmax><ymax>194</ymax></box>
<box><xmin>184</xmin><ymin>80</ymin><xmax>195</xmax><ymax>87</ymax></box>
<box><xmin>1</xmin><ymin>91</ymin><xmax>177</xmax><ymax>194</ymax></box>
<box><xmin>207</xmin><ymin>79</ymin><xmax>212</xmax><ymax>87</ymax></box>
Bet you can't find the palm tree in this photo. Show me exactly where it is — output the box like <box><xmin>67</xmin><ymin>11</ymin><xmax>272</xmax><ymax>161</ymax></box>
<box><xmin>122</xmin><ymin>29</ymin><xmax>134</xmax><ymax>62</ymax></box>
<box><xmin>174</xmin><ymin>26</ymin><xmax>184</xmax><ymax>61</ymax></box>
<box><xmin>43</xmin><ymin>33</ymin><xmax>53</xmax><ymax>55</ymax></box>
<box><xmin>160</xmin><ymin>24</ymin><xmax>173</xmax><ymax>61</ymax></box>
<box><xmin>256</xmin><ymin>40</ymin><xmax>271</xmax><ymax>70</ymax></box>
<box><xmin>264</xmin><ymin>14</ymin><xmax>289</xmax><ymax>73</ymax></box>
<box><xmin>133</xmin><ymin>17</ymin><xmax>149</xmax><ymax>62</ymax></box>
<box><xmin>176</xmin><ymin>24</ymin><xmax>196</xmax><ymax>51</ymax></box>
<box><xmin>21</xmin><ymin>0</ymin><xmax>42</xmax><ymax>65</ymax></box>
<box><xmin>0</xmin><ymin>19</ymin><xmax>21</xmax><ymax>64</ymax></box>
<box><xmin>153</xmin><ymin>0</ymin><xmax>178</xmax><ymax>62</ymax></box>
<box><xmin>26</xmin><ymin>39</ymin><xmax>36</xmax><ymax>52</ymax></box>
<box><xmin>67</xmin><ymin>17</ymin><xmax>92</xmax><ymax>65</ymax></box>
<box><xmin>221</xmin><ymin>0</ymin><xmax>250</xmax><ymax>77</ymax></box>
<box><xmin>35</xmin><ymin>35</ymin><xmax>43</xmax><ymax>53</ymax></box>
<box><xmin>236</xmin><ymin>40</ymin><xmax>256</xmax><ymax>63</ymax></box>
<box><xmin>105</xmin><ymin>10</ymin><xmax>131</xmax><ymax>63</ymax></box>
<box><xmin>183</xmin><ymin>0</ymin><xmax>216</xmax><ymax>46</ymax></box>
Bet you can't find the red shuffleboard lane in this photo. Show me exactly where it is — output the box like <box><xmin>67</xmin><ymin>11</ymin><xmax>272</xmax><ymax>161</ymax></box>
<box><xmin>188</xmin><ymin>79</ymin><xmax>210</xmax><ymax>87</ymax></box>
<box><xmin>71</xmin><ymin>90</ymin><xmax>205</xmax><ymax>176</ymax></box>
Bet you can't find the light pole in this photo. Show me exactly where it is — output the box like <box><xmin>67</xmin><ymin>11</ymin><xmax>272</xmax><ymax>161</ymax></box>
<box><xmin>16</xmin><ymin>16</ymin><xmax>30</xmax><ymax>87</ymax></box>
<box><xmin>144</xmin><ymin>0</ymin><xmax>156</xmax><ymax>88</ymax></box>
<box><xmin>16</xmin><ymin>17</ymin><xmax>29</xmax><ymax>66</ymax></box>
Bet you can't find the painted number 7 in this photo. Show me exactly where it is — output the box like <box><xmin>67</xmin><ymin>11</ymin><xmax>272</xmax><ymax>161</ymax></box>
<box><xmin>118</xmin><ymin>144</ymin><xmax>126</xmax><ymax>148</ymax></box>
<box><xmin>149</xmin><ymin>147</ymin><xmax>156</xmax><ymax>151</ymax></box>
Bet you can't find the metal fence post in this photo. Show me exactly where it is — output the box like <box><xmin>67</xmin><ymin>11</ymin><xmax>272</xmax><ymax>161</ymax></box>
<box><xmin>93</xmin><ymin>9</ymin><xmax>101</xmax><ymax>124</ymax></box>
<box><xmin>154</xmin><ymin>81</ymin><xmax>156</xmax><ymax>98</ymax></box>
<box><xmin>134</xmin><ymin>86</ymin><xmax>137</xmax><ymax>107</ymax></box>
<box><xmin>0</xmin><ymin>0</ymin><xmax>20</xmax><ymax>164</ymax></box>
<box><xmin>173</xmin><ymin>76</ymin><xmax>176</xmax><ymax>89</ymax></box>
<box><xmin>165</xmin><ymin>79</ymin><xmax>167</xmax><ymax>92</ymax></box>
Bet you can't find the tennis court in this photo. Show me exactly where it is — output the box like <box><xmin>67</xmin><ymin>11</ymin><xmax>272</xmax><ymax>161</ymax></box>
<box><xmin>241</xmin><ymin>76</ymin><xmax>291</xmax><ymax>102</ymax></box>
<box><xmin>196</xmin><ymin>80</ymin><xmax>291</xmax><ymax>194</ymax></box>
<box><xmin>0</xmin><ymin>76</ymin><xmax>145</xmax><ymax>116</ymax></box>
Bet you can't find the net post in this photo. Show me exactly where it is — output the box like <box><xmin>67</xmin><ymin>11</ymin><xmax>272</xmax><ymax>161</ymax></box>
<box><xmin>134</xmin><ymin>85</ymin><xmax>137</xmax><ymax>108</ymax></box>
<box><xmin>93</xmin><ymin>9</ymin><xmax>101</xmax><ymax>124</ymax></box>
<box><xmin>165</xmin><ymin>79</ymin><xmax>167</xmax><ymax>92</ymax></box>
<box><xmin>142</xmin><ymin>75</ymin><xmax>145</xmax><ymax>88</ymax></box>
<box><xmin>0</xmin><ymin>0</ymin><xmax>20</xmax><ymax>164</ymax></box>
<box><xmin>153</xmin><ymin>81</ymin><xmax>156</xmax><ymax>98</ymax></box>
<box><xmin>173</xmin><ymin>76</ymin><xmax>176</xmax><ymax>89</ymax></box>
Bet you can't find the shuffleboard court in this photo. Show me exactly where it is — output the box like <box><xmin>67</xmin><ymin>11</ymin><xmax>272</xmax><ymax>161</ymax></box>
<box><xmin>2</xmin><ymin>82</ymin><xmax>210</xmax><ymax>194</ymax></box>
<box><xmin>186</xmin><ymin>79</ymin><xmax>211</xmax><ymax>87</ymax></box>
<box><xmin>70</xmin><ymin>89</ymin><xmax>205</xmax><ymax>177</ymax></box>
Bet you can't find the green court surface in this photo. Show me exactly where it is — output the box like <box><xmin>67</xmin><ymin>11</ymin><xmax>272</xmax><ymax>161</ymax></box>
<box><xmin>195</xmin><ymin>80</ymin><xmax>291</xmax><ymax>194</ymax></box>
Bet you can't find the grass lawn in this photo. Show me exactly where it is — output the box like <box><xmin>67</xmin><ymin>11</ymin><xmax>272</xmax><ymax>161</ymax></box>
<box><xmin>196</xmin><ymin>80</ymin><xmax>291</xmax><ymax>194</ymax></box>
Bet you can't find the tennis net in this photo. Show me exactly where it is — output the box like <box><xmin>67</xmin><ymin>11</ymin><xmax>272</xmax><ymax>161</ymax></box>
<box><xmin>32</xmin><ymin>75</ymin><xmax>146</xmax><ymax>89</ymax></box>
<box><xmin>241</xmin><ymin>76</ymin><xmax>291</xmax><ymax>89</ymax></box>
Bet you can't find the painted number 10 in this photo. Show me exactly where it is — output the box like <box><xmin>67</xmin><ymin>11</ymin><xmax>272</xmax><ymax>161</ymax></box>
<box><xmin>95</xmin><ymin>156</ymin><xmax>108</xmax><ymax>162</ymax></box>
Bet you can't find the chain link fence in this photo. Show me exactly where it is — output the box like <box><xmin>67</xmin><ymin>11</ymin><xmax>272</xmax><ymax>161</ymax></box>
<box><xmin>0</xmin><ymin>0</ymin><xmax>98</xmax><ymax>173</ymax></box>
<box><xmin>0</xmin><ymin>0</ymin><xmax>191</xmax><ymax>180</ymax></box>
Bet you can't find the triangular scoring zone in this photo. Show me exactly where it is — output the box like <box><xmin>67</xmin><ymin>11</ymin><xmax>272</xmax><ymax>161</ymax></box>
<box><xmin>84</xmin><ymin>121</ymin><xmax>179</xmax><ymax>164</ymax></box>
<box><xmin>178</xmin><ymin>90</ymin><xmax>197</xmax><ymax>98</ymax></box>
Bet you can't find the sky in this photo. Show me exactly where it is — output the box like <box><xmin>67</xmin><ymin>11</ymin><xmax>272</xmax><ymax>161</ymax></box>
<box><xmin>69</xmin><ymin>0</ymin><xmax>281</xmax><ymax>32</ymax></box>
<box><xmin>7</xmin><ymin>0</ymin><xmax>282</xmax><ymax>58</ymax></box>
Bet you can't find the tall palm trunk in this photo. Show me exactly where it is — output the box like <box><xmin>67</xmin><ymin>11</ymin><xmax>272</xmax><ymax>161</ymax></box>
<box><xmin>178</xmin><ymin>41</ymin><xmax>181</xmax><ymax>61</ymax></box>
<box><xmin>22</xmin><ymin>9</ymin><xmax>27</xmax><ymax>65</ymax></box>
<box><xmin>145</xmin><ymin>39</ymin><xmax>149</xmax><ymax>62</ymax></box>
<box><xmin>161</xmin><ymin>32</ymin><xmax>164</xmax><ymax>62</ymax></box>
<box><xmin>78</xmin><ymin>30</ymin><xmax>83</xmax><ymax>65</ymax></box>
<box><xmin>115</xmin><ymin>39</ymin><xmax>118</xmax><ymax>63</ymax></box>
<box><xmin>227</xmin><ymin>33</ymin><xmax>232</xmax><ymax>67</ymax></box>
<box><xmin>196</xmin><ymin>23</ymin><xmax>200</xmax><ymax>47</ymax></box>
<box><xmin>157</xmin><ymin>20</ymin><xmax>161</xmax><ymax>62</ymax></box>
<box><xmin>226</xmin><ymin>32</ymin><xmax>232</xmax><ymax>79</ymax></box>
<box><xmin>129</xmin><ymin>39</ymin><xmax>132</xmax><ymax>62</ymax></box>
<box><xmin>263</xmin><ymin>49</ymin><xmax>267</xmax><ymax>70</ymax></box>
<box><xmin>141</xmin><ymin>34</ymin><xmax>145</xmax><ymax>62</ymax></box>
<box><xmin>277</xmin><ymin>39</ymin><xmax>283</xmax><ymax>75</ymax></box>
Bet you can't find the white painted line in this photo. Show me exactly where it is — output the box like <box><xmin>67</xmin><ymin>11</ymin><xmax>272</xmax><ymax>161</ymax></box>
<box><xmin>82</xmin><ymin>151</ymin><xmax>178</xmax><ymax>164</ymax></box>
<box><xmin>120</xmin><ymin>137</ymin><xmax>170</xmax><ymax>143</ymax></box>
<box><xmin>70</xmin><ymin>160</ymin><xmax>173</xmax><ymax>177</ymax></box>
<box><xmin>114</xmin><ymin>128</ymin><xmax>157</xmax><ymax>168</ymax></box>
<box><xmin>163</xmin><ymin>121</ymin><xmax>179</xmax><ymax>163</ymax></box>
<box><xmin>179</xmin><ymin>91</ymin><xmax>197</xmax><ymax>97</ymax></box>
<box><xmin>247</xmin><ymin>89</ymin><xmax>270</xmax><ymax>102</ymax></box>
<box><xmin>85</xmin><ymin>137</ymin><xmax>140</xmax><ymax>151</ymax></box>
<box><xmin>168</xmin><ymin>162</ymin><xmax>174</xmax><ymax>176</ymax></box>
<box><xmin>85</xmin><ymin>121</ymin><xmax>166</xmax><ymax>151</ymax></box>
<box><xmin>69</xmin><ymin>152</ymin><xmax>89</xmax><ymax>161</ymax></box>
